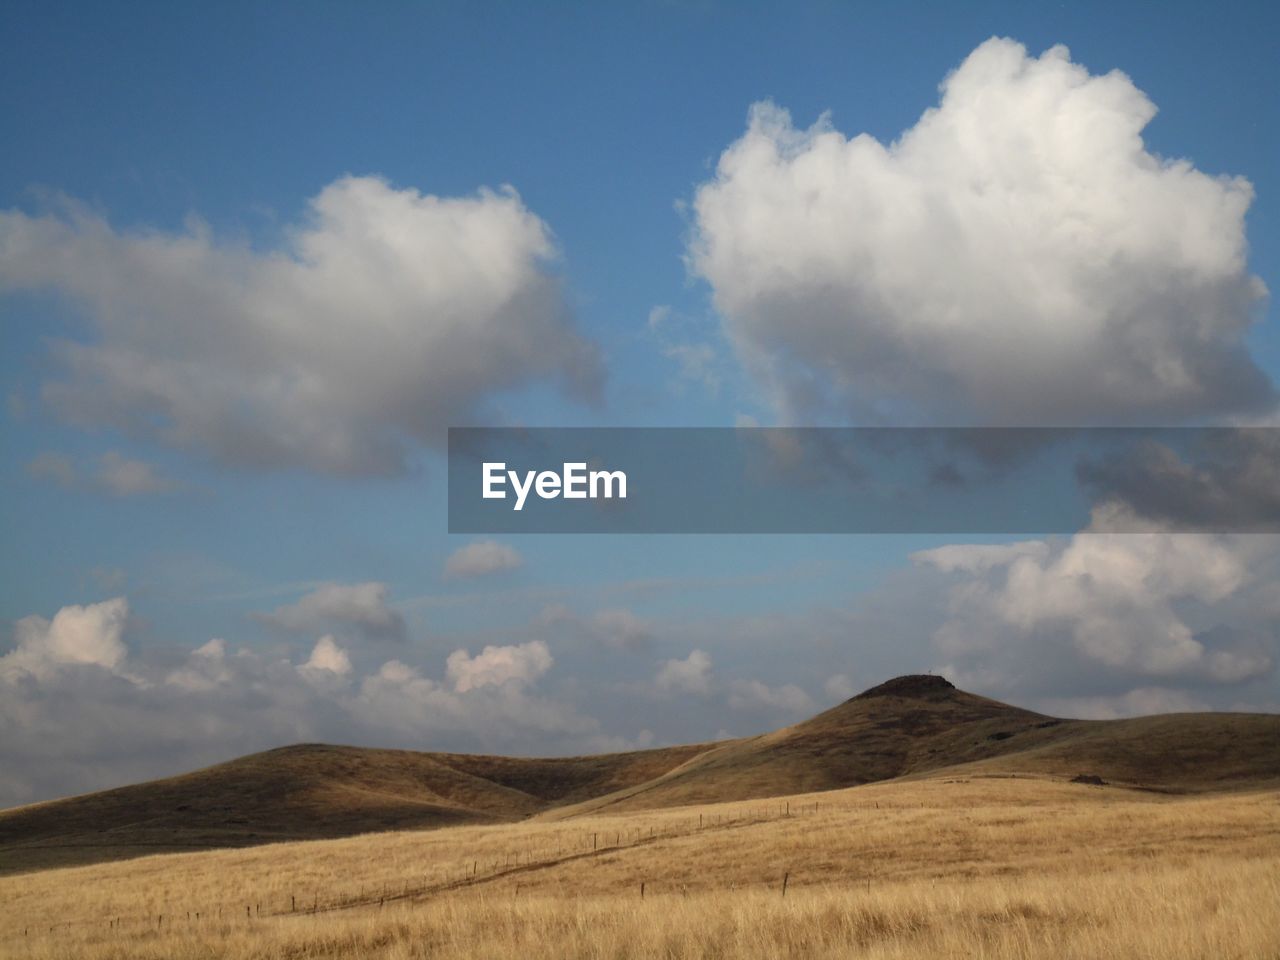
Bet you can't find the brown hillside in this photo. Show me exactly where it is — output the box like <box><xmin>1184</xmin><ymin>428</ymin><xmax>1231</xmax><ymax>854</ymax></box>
<box><xmin>0</xmin><ymin>741</ymin><xmax>711</xmax><ymax>875</ymax></box>
<box><xmin>2</xmin><ymin>675</ymin><xmax>1277</xmax><ymax>874</ymax></box>
<box><xmin>551</xmin><ymin>676</ymin><xmax>1280</xmax><ymax>816</ymax></box>
<box><xmin>544</xmin><ymin>674</ymin><xmax>1077</xmax><ymax>815</ymax></box>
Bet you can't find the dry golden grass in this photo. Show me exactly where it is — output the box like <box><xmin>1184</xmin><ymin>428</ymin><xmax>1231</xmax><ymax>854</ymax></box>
<box><xmin>7</xmin><ymin>678</ymin><xmax>1277</xmax><ymax>878</ymax></box>
<box><xmin>2</xmin><ymin>775</ymin><xmax>1277</xmax><ymax>959</ymax></box>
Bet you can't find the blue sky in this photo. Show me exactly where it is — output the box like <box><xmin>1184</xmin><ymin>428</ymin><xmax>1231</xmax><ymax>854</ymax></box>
<box><xmin>2</xmin><ymin>1</ymin><xmax>1279</xmax><ymax>804</ymax></box>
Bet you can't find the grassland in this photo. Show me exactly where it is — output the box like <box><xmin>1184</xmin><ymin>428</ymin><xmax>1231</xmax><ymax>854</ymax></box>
<box><xmin>6</xmin><ymin>675</ymin><xmax>1278</xmax><ymax>876</ymax></box>
<box><xmin>4</xmin><ymin>677</ymin><xmax>1277</xmax><ymax>957</ymax></box>
<box><xmin>2</xmin><ymin>774</ymin><xmax>1277</xmax><ymax>959</ymax></box>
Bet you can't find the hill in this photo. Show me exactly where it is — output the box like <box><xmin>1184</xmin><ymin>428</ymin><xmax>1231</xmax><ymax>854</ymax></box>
<box><xmin>2</xmin><ymin>675</ymin><xmax>1278</xmax><ymax>874</ymax></box>
<box><xmin>546</xmin><ymin>675</ymin><xmax>1280</xmax><ymax>816</ymax></box>
<box><xmin>0</xmin><ymin>741</ymin><xmax>710</xmax><ymax>874</ymax></box>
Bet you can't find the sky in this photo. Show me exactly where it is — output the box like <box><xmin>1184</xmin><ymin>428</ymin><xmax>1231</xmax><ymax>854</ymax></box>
<box><xmin>2</xmin><ymin>0</ymin><xmax>1279</xmax><ymax>806</ymax></box>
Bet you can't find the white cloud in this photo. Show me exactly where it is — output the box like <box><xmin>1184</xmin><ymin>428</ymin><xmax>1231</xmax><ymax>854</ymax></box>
<box><xmin>351</xmin><ymin>656</ymin><xmax>594</xmax><ymax>747</ymax></box>
<box><xmin>656</xmin><ymin>649</ymin><xmax>712</xmax><ymax>695</ymax></box>
<box><xmin>299</xmin><ymin>635</ymin><xmax>353</xmax><ymax>678</ymax></box>
<box><xmin>194</xmin><ymin>638</ymin><xmax>226</xmax><ymax>658</ymax></box>
<box><xmin>689</xmin><ymin>38</ymin><xmax>1273</xmax><ymax>426</ymax></box>
<box><xmin>728</xmin><ymin>678</ymin><xmax>814</xmax><ymax>714</ymax></box>
<box><xmin>923</xmin><ymin>509</ymin><xmax>1275</xmax><ymax>684</ymax></box>
<box><xmin>255</xmin><ymin>582</ymin><xmax>405</xmax><ymax>640</ymax></box>
<box><xmin>0</xmin><ymin>176</ymin><xmax>601</xmax><ymax>475</ymax></box>
<box><xmin>444</xmin><ymin>541</ymin><xmax>524</xmax><ymax>579</ymax></box>
<box><xmin>165</xmin><ymin>638</ymin><xmax>234</xmax><ymax>692</ymax></box>
<box><xmin>445</xmin><ymin>640</ymin><xmax>552</xmax><ymax>692</ymax></box>
<box><xmin>0</xmin><ymin>597</ymin><xmax>130</xmax><ymax>682</ymax></box>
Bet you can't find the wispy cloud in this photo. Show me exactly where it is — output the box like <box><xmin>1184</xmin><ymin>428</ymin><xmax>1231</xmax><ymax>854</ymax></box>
<box><xmin>254</xmin><ymin>582</ymin><xmax>406</xmax><ymax>641</ymax></box>
<box><xmin>444</xmin><ymin>541</ymin><xmax>524</xmax><ymax>579</ymax></box>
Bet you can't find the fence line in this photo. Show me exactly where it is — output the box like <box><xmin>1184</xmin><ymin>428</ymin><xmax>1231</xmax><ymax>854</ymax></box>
<box><xmin>6</xmin><ymin>801</ymin><xmax>826</xmax><ymax>937</ymax></box>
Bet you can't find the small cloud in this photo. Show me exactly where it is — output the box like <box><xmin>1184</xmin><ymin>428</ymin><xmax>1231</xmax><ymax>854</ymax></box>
<box><xmin>535</xmin><ymin>604</ymin><xmax>653</xmax><ymax>653</ymax></box>
<box><xmin>445</xmin><ymin>540</ymin><xmax>524</xmax><ymax>579</ymax></box>
<box><xmin>728</xmin><ymin>678</ymin><xmax>814</xmax><ymax>714</ymax></box>
<box><xmin>912</xmin><ymin>541</ymin><xmax>1049</xmax><ymax>574</ymax></box>
<box><xmin>535</xmin><ymin>603</ymin><xmax>575</xmax><ymax>627</ymax></box>
<box><xmin>165</xmin><ymin>638</ymin><xmax>232</xmax><ymax>691</ymax></box>
<box><xmin>94</xmin><ymin>451</ymin><xmax>177</xmax><ymax>497</ymax></box>
<box><xmin>446</xmin><ymin>640</ymin><xmax>552</xmax><ymax>692</ymax></box>
<box><xmin>255</xmin><ymin>582</ymin><xmax>406</xmax><ymax>640</ymax></box>
<box><xmin>656</xmin><ymin>649</ymin><xmax>712</xmax><ymax>695</ymax></box>
<box><xmin>646</xmin><ymin>304</ymin><xmax>722</xmax><ymax>394</ymax></box>
<box><xmin>662</xmin><ymin>342</ymin><xmax>720</xmax><ymax>391</ymax></box>
<box><xmin>25</xmin><ymin>450</ymin><xmax>178</xmax><ymax>497</ymax></box>
<box><xmin>194</xmin><ymin>638</ymin><xmax>226</xmax><ymax>658</ymax></box>
<box><xmin>299</xmin><ymin>635</ymin><xmax>353</xmax><ymax>678</ymax></box>
<box><xmin>1039</xmin><ymin>686</ymin><xmax>1211</xmax><ymax>720</ymax></box>
<box><xmin>589</xmin><ymin>608</ymin><xmax>653</xmax><ymax>652</ymax></box>
<box><xmin>1</xmin><ymin>597</ymin><xmax>130</xmax><ymax>682</ymax></box>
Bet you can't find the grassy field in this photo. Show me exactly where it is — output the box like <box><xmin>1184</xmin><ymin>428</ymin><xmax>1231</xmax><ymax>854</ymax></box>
<box><xmin>2</xmin><ymin>774</ymin><xmax>1277</xmax><ymax>959</ymax></box>
<box><xmin>8</xmin><ymin>677</ymin><xmax>1277</xmax><ymax>877</ymax></box>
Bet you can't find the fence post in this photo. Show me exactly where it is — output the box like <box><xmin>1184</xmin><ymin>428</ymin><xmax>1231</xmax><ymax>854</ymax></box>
<box><xmin>782</xmin><ymin>872</ymin><xmax>789</xmax><ymax>897</ymax></box>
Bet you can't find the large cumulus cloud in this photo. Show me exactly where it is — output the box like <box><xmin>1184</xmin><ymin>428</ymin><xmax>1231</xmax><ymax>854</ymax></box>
<box><xmin>689</xmin><ymin>38</ymin><xmax>1272</xmax><ymax>425</ymax></box>
<box><xmin>0</xmin><ymin>176</ymin><xmax>602</xmax><ymax>474</ymax></box>
<box><xmin>913</xmin><ymin>505</ymin><xmax>1279</xmax><ymax>701</ymax></box>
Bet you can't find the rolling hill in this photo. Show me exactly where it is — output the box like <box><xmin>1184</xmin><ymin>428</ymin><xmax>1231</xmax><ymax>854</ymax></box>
<box><xmin>2</xmin><ymin>674</ymin><xmax>1277</xmax><ymax>874</ymax></box>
